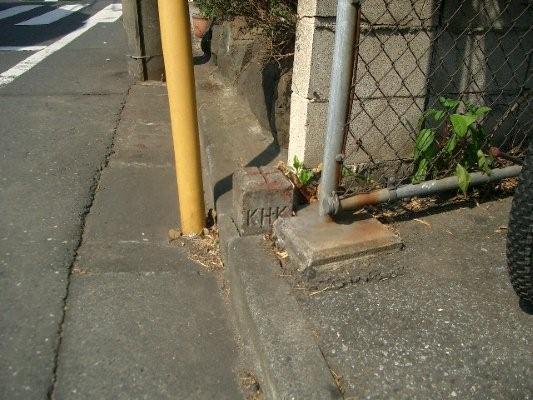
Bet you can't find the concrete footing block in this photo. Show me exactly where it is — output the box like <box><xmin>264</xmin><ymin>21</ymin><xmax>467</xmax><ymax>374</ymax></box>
<box><xmin>273</xmin><ymin>204</ymin><xmax>403</xmax><ymax>271</ymax></box>
<box><xmin>233</xmin><ymin>166</ymin><xmax>293</xmax><ymax>235</ymax></box>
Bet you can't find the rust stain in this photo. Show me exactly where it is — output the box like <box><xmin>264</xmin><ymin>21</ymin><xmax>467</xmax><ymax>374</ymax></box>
<box><xmin>340</xmin><ymin>190</ymin><xmax>386</xmax><ymax>210</ymax></box>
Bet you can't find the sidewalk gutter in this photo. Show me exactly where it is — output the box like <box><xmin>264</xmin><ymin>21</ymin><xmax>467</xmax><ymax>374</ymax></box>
<box><xmin>194</xmin><ymin>57</ymin><xmax>343</xmax><ymax>398</ymax></box>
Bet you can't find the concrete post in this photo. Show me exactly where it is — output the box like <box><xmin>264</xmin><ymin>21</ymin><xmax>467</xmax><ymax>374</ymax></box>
<box><xmin>288</xmin><ymin>1</ymin><xmax>337</xmax><ymax>167</ymax></box>
<box><xmin>122</xmin><ymin>0</ymin><xmax>164</xmax><ymax>81</ymax></box>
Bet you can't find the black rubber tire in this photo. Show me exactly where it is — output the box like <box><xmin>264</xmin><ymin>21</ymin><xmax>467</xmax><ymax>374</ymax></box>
<box><xmin>507</xmin><ymin>139</ymin><xmax>533</xmax><ymax>305</ymax></box>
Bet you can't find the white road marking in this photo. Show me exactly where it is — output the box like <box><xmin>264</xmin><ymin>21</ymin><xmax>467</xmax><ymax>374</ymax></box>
<box><xmin>16</xmin><ymin>4</ymin><xmax>86</xmax><ymax>26</ymax></box>
<box><xmin>0</xmin><ymin>46</ymin><xmax>47</xmax><ymax>51</ymax></box>
<box><xmin>92</xmin><ymin>3</ymin><xmax>122</xmax><ymax>23</ymax></box>
<box><xmin>0</xmin><ymin>5</ymin><xmax>42</xmax><ymax>21</ymax></box>
<box><xmin>0</xmin><ymin>4</ymin><xmax>123</xmax><ymax>88</ymax></box>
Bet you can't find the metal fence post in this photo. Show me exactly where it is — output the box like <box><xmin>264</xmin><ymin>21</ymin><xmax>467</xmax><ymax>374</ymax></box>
<box><xmin>318</xmin><ymin>0</ymin><xmax>360</xmax><ymax>216</ymax></box>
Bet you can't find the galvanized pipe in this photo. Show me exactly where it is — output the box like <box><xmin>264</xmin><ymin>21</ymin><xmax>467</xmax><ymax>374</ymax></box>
<box><xmin>324</xmin><ymin>166</ymin><xmax>522</xmax><ymax>215</ymax></box>
<box><xmin>339</xmin><ymin>5</ymin><xmax>362</xmax><ymax>188</ymax></box>
<box><xmin>318</xmin><ymin>0</ymin><xmax>360</xmax><ymax>216</ymax></box>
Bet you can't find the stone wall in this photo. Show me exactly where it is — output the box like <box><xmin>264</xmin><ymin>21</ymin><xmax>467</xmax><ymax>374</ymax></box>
<box><xmin>289</xmin><ymin>0</ymin><xmax>532</xmax><ymax>170</ymax></box>
<box><xmin>209</xmin><ymin>18</ymin><xmax>292</xmax><ymax>147</ymax></box>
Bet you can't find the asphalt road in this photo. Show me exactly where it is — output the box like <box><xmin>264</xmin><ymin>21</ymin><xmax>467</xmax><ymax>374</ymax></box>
<box><xmin>0</xmin><ymin>1</ymin><xmax>130</xmax><ymax>398</ymax></box>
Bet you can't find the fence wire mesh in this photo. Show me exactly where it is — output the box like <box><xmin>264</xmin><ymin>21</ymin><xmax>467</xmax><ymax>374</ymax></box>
<box><xmin>340</xmin><ymin>0</ymin><xmax>532</xmax><ymax>197</ymax></box>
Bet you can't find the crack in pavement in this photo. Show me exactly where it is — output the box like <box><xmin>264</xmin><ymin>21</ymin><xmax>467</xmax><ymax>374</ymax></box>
<box><xmin>46</xmin><ymin>85</ymin><xmax>132</xmax><ymax>400</ymax></box>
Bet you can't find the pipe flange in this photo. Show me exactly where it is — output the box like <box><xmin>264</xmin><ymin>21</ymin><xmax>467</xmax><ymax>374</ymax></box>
<box><xmin>322</xmin><ymin>192</ymin><xmax>340</xmax><ymax>216</ymax></box>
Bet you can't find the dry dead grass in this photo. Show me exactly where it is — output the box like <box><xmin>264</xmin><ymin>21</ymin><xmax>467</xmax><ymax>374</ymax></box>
<box><xmin>168</xmin><ymin>222</ymin><xmax>223</xmax><ymax>272</ymax></box>
<box><xmin>367</xmin><ymin>177</ymin><xmax>518</xmax><ymax>223</ymax></box>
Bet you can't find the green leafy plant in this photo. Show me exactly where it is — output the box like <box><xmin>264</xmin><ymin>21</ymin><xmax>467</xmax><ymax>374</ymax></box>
<box><xmin>412</xmin><ymin>97</ymin><xmax>492</xmax><ymax>194</ymax></box>
<box><xmin>195</xmin><ymin>0</ymin><xmax>239</xmax><ymax>19</ymax></box>
<box><xmin>193</xmin><ymin>4</ymin><xmax>214</xmax><ymax>19</ymax></box>
<box><xmin>290</xmin><ymin>155</ymin><xmax>314</xmax><ymax>185</ymax></box>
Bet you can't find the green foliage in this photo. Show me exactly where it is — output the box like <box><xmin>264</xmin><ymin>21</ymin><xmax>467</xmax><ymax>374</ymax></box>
<box><xmin>195</xmin><ymin>0</ymin><xmax>243</xmax><ymax>19</ymax></box>
<box><xmin>341</xmin><ymin>166</ymin><xmax>353</xmax><ymax>177</ymax></box>
<box><xmin>455</xmin><ymin>163</ymin><xmax>470</xmax><ymax>194</ymax></box>
<box><xmin>341</xmin><ymin>166</ymin><xmax>377</xmax><ymax>189</ymax></box>
<box><xmin>196</xmin><ymin>0</ymin><xmax>297</xmax><ymax>21</ymax></box>
<box><xmin>290</xmin><ymin>155</ymin><xmax>314</xmax><ymax>185</ymax></box>
<box><xmin>195</xmin><ymin>0</ymin><xmax>297</xmax><ymax>60</ymax></box>
<box><xmin>412</xmin><ymin>97</ymin><xmax>492</xmax><ymax>194</ymax></box>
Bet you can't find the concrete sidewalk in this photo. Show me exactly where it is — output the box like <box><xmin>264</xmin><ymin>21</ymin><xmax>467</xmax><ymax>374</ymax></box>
<box><xmin>296</xmin><ymin>199</ymin><xmax>533</xmax><ymax>399</ymax></box>
<box><xmin>49</xmin><ymin>82</ymin><xmax>245</xmax><ymax>399</ymax></box>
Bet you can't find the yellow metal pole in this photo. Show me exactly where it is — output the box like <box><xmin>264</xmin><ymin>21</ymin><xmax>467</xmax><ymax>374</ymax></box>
<box><xmin>157</xmin><ymin>0</ymin><xmax>205</xmax><ymax>234</ymax></box>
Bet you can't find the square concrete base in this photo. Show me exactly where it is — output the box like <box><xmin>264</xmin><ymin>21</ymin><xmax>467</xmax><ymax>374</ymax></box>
<box><xmin>273</xmin><ymin>204</ymin><xmax>403</xmax><ymax>271</ymax></box>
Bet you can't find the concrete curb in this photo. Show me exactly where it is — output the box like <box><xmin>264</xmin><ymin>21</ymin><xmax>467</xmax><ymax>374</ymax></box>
<box><xmin>193</xmin><ymin>59</ymin><xmax>340</xmax><ymax>397</ymax></box>
<box><xmin>226</xmin><ymin>234</ymin><xmax>343</xmax><ymax>400</ymax></box>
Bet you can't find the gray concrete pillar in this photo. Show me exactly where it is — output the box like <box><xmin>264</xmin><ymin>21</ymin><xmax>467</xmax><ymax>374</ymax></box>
<box><xmin>122</xmin><ymin>0</ymin><xmax>164</xmax><ymax>81</ymax></box>
<box><xmin>288</xmin><ymin>1</ymin><xmax>337</xmax><ymax>167</ymax></box>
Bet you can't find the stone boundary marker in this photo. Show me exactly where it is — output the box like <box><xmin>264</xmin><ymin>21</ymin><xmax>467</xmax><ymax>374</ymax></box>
<box><xmin>233</xmin><ymin>166</ymin><xmax>293</xmax><ymax>235</ymax></box>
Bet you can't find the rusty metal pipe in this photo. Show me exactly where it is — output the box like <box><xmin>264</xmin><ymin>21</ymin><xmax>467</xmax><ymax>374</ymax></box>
<box><xmin>325</xmin><ymin>166</ymin><xmax>522</xmax><ymax>215</ymax></box>
<box><xmin>490</xmin><ymin>146</ymin><xmax>523</xmax><ymax>165</ymax></box>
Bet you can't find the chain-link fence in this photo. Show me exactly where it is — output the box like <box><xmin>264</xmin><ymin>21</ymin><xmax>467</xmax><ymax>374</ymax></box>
<box><xmin>340</xmin><ymin>0</ymin><xmax>532</xmax><ymax>197</ymax></box>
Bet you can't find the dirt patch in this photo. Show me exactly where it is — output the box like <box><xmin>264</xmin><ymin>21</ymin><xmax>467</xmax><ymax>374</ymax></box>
<box><xmin>239</xmin><ymin>371</ymin><xmax>262</xmax><ymax>400</ymax></box>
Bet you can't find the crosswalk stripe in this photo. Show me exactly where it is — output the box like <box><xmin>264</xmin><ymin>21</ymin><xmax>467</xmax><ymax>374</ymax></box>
<box><xmin>16</xmin><ymin>4</ymin><xmax>86</xmax><ymax>26</ymax></box>
<box><xmin>0</xmin><ymin>5</ymin><xmax>42</xmax><ymax>21</ymax></box>
<box><xmin>0</xmin><ymin>4</ymin><xmax>122</xmax><ymax>88</ymax></box>
<box><xmin>94</xmin><ymin>3</ymin><xmax>122</xmax><ymax>23</ymax></box>
<box><xmin>0</xmin><ymin>46</ymin><xmax>47</xmax><ymax>51</ymax></box>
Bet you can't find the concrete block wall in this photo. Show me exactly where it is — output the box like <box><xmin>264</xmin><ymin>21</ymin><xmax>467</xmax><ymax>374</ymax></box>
<box><xmin>429</xmin><ymin>0</ymin><xmax>532</xmax><ymax>149</ymax></box>
<box><xmin>429</xmin><ymin>31</ymin><xmax>531</xmax><ymax>94</ymax></box>
<box><xmin>289</xmin><ymin>0</ymin><xmax>532</xmax><ymax>171</ymax></box>
<box><xmin>289</xmin><ymin>0</ymin><xmax>440</xmax><ymax>167</ymax></box>
<box><xmin>289</xmin><ymin>2</ymin><xmax>336</xmax><ymax>166</ymax></box>
<box><xmin>441</xmin><ymin>0</ymin><xmax>532</xmax><ymax>31</ymax></box>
